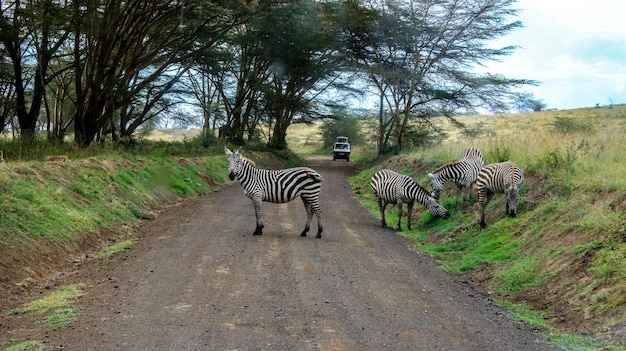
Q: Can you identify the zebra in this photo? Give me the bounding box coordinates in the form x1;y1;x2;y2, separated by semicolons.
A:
225;147;324;238
370;169;449;231
476;161;524;228
428;147;484;208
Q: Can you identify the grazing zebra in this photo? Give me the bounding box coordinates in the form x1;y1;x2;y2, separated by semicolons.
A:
225;147;324;238
476;161;524;228
428;147;484;208
370;169;449;231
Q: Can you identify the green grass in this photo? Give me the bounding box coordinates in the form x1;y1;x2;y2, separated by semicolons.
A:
2;341;44;351
92;239;139;259
7;284;87;333
0;154;228;245
498;300;551;329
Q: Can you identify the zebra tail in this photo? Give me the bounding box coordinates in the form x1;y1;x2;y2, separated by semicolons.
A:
306;170;323;183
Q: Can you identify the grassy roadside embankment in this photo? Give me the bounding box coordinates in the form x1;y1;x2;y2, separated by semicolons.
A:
348;105;626;350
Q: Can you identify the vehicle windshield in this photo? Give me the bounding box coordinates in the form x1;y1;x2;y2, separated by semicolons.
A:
335;143;349;150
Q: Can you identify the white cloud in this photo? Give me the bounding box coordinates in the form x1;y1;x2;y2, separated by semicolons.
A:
481;0;626;109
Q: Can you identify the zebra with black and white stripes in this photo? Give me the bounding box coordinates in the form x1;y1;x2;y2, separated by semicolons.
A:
428;147;484;208
476;161;524;228
225;147;324;238
370;169;449;231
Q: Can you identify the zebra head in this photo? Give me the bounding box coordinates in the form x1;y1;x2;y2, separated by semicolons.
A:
428;172;444;199
426;196;450;218
505;185;520;217
225;147;244;181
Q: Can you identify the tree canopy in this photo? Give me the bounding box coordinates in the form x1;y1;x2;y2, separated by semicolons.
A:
0;0;536;151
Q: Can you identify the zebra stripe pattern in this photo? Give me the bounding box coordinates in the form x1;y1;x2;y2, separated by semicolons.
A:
476;161;524;228
225;147;324;238
428;147;484;207
460;147;484;164
370;169;449;231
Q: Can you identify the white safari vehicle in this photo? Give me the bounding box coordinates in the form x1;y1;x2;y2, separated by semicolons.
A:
333;136;351;161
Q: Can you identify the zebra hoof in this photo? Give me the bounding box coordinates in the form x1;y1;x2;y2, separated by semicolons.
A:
315;229;323;239
300;226;310;237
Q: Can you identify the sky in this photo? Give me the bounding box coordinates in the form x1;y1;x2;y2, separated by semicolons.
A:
483;0;626;110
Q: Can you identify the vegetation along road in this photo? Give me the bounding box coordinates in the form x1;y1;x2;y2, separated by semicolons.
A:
7;155;561;350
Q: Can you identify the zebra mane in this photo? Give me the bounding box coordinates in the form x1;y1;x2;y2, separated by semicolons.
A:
509;162;517;189
434;160;461;172
241;156;256;167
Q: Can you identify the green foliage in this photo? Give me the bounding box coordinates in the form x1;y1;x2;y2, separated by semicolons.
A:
319;116;364;148
536;147;577;175
402;124;444;149
551;116;595;134
486;141;510;162
461;122;494;138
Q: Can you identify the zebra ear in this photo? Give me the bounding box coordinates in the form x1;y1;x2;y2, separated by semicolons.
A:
224;147;232;156
237;147;243;155
428;173;434;179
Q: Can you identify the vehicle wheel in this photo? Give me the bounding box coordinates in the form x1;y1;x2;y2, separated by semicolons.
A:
347;158;350;162
333;157;336;161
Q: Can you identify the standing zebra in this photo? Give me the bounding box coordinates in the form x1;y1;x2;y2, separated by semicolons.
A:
225;147;324;238
476;161;524;228
370;169;449;231
428;147;484;208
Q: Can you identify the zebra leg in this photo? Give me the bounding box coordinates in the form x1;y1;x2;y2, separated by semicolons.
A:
478;191;493;228
396;200;404;231
252;197;264;235
455;184;463;209
406;201;415;230
314;204;323;239
464;184;472;206
378;199;388;228
300;199;314;237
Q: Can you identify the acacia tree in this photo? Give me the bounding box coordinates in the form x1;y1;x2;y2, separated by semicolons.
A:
69;0;252;147
0;0;72;139
212;22;271;145
257;0;348;149
0;51;15;132
354;0;535;153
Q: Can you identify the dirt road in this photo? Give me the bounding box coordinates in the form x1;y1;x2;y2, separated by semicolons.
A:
43;155;560;350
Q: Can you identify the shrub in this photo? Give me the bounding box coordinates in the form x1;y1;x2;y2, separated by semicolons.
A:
487;143;511;162
552;117;594;134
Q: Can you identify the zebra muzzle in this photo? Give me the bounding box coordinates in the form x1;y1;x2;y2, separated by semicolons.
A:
229;172;235;181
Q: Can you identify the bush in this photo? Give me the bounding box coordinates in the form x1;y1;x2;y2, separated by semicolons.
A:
487;143;511;163
552;117;594;134
319;117;364;148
